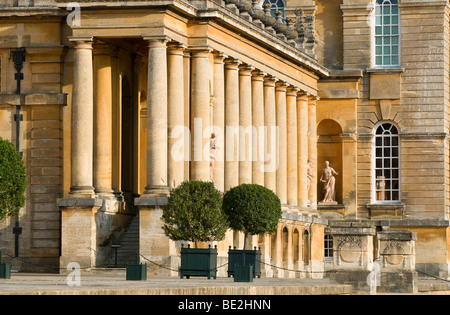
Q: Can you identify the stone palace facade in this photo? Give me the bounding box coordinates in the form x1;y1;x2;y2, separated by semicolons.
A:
0;0;449;292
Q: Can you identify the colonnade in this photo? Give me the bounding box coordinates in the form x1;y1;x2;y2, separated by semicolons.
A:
68;36;319;211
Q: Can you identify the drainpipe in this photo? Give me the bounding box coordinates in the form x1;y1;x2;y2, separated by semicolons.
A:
11;47;26;257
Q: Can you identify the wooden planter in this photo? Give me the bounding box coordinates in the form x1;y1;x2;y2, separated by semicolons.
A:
179;244;218;279
227;246;261;278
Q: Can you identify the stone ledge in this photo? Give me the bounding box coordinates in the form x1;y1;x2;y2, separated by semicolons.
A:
57;197;103;208
135;196;168;206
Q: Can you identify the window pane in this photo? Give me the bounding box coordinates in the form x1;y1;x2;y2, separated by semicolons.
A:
392;15;398;24
376;26;382;35
383;56;391;65
392;158;398;168
392;46;398;55
384;37;391;44
392;56;399;65
376;37;383;45
376;158;382;168
392;5;398;14
384;46;391;54
376;56;382;65
392;26;399;35
392;36;399;45
384;26;391;35
383;6;391;14
376;46;382;55
383;16;390;25
392;191;399;201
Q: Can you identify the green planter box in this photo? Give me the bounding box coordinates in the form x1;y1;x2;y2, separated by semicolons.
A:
0;263;11;279
126;263;147;281
227;246;261;278
234;265;253;282
179;244;217;279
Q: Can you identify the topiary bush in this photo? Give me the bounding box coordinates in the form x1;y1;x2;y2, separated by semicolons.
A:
162;180;228;248
222;183;282;247
0;137;27;221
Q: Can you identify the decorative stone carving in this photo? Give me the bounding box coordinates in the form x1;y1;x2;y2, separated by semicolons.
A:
305;14;318;57
294;9;305;50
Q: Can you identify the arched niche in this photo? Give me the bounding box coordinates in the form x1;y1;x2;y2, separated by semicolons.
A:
317;119;343;204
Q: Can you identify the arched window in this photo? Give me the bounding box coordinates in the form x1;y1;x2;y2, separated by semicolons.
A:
373;0;400;67
262;0;286;19
372;122;400;203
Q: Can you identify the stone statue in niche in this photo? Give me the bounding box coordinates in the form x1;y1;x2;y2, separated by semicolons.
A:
209;132;217;181
319;160;338;204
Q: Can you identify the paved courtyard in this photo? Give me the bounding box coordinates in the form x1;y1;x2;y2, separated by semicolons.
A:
0;271;450;295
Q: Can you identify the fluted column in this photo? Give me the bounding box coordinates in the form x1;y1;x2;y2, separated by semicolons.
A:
70;38;95;197
308;96;318;208
297;92;309;208
191;49;211;182
168;42;185;189
239;64;253;185
264;75;277;193
213;52;226;192
145;38;169;196
275;82;287;204
286;87;298;207
224;58;240;191
251;70;265;186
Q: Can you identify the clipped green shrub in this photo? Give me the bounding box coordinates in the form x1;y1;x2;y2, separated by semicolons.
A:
222;184;282;241
0;137;27;221
162;180;228;247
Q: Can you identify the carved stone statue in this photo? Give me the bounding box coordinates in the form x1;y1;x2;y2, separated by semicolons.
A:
319;161;338;204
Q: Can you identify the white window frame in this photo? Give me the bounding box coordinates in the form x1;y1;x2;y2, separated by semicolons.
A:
371;0;401;68
261;0;286;19
372;121;401;204
324;234;333;260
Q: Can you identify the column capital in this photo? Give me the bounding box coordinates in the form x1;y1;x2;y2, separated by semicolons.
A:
263;75;277;86
251;69;266;80
224;57;242;69
213;51;228;63
308;95;320;103
275;81;288;91
287;86;300;96
167;41;187;54
190;46;214;57
70;37;94;50
239;64;255;75
144;36;170;48
297;91;310;101
69;36;93;44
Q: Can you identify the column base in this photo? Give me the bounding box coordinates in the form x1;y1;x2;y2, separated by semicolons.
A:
69;186;96;198
135;195;179;277
143;185;170;197
58;197;103;271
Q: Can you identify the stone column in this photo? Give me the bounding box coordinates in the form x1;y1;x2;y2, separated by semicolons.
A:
308;96;318;209
167;42;185;189
191;49;211;182
286;87;298;207
377;229;418;294
224;58;240;191
239;64;253;185
263;75;277;193
213;52;226;192
297;92;309;209
135;38;178;275
144;38;169;196
59;37;103;270
251;70;265;186
93;45;114;196
275;82;287;205
70;38;95;197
